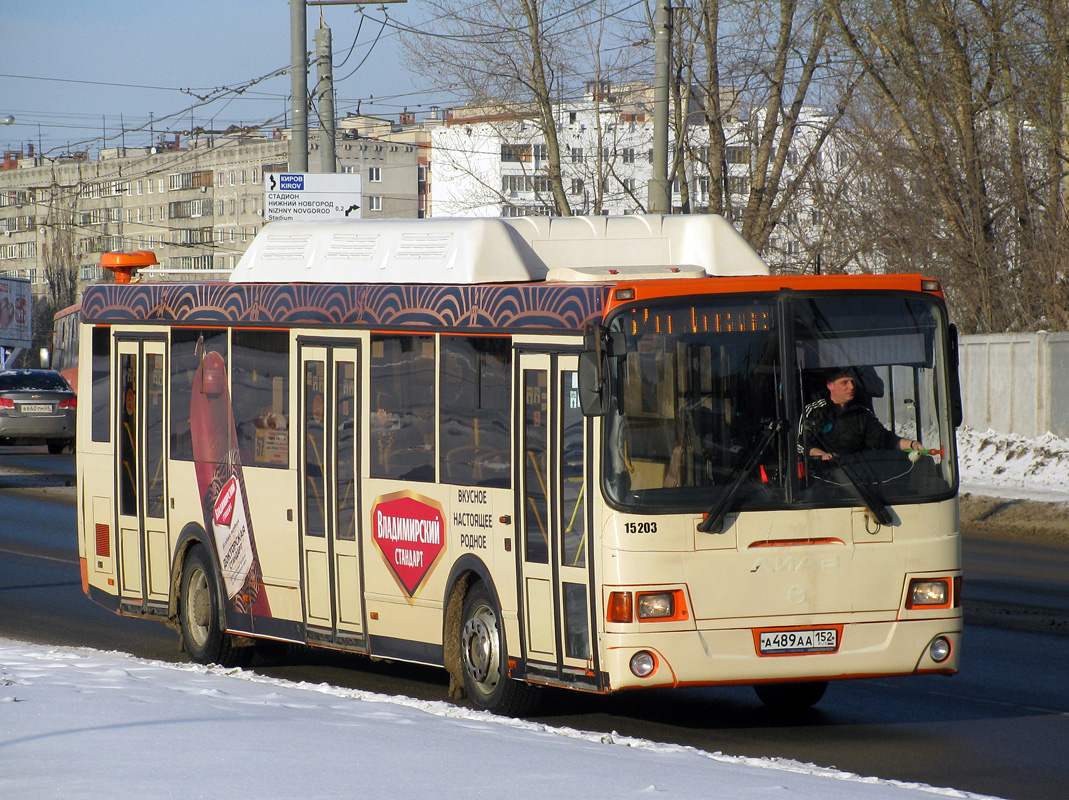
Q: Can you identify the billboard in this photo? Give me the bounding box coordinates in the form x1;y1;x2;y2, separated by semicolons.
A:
264;172;362;222
0;275;31;350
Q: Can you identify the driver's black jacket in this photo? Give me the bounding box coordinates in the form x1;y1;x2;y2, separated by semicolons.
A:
798;399;899;456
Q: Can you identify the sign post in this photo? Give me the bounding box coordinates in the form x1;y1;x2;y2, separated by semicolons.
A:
264;172;362;222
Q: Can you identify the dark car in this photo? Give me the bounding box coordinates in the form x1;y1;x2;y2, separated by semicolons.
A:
0;369;77;453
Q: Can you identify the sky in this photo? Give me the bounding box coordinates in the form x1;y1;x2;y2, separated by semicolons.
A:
1;427;1063;800
0;0;442;158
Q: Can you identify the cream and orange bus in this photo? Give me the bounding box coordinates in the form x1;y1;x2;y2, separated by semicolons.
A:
76;214;962;714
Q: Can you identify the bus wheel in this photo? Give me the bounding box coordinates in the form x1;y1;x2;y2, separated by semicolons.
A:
754;681;828;710
179;545;237;667
459;582;539;716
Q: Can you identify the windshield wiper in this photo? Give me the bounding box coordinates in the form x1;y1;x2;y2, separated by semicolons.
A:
808;432;893;526
697;419;781;534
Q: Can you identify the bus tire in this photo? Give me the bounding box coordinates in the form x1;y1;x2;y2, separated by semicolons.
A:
460;582;540;716
179;544;238;667
754;680;828;710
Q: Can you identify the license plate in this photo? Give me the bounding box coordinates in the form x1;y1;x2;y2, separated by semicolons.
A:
19;403;53;413
758;628;838;655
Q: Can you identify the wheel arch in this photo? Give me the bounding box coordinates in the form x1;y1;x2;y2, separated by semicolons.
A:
169;523;219;627
442;554;501;700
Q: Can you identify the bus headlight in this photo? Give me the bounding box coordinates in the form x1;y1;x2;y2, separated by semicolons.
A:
637;592;675;619
629;651;656;678
907;579;950;608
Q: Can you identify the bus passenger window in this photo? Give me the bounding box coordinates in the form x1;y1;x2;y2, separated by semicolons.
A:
370;335;435;482
91;326;111;443
170;329;227;462
233;330;289;469
440;336;511;488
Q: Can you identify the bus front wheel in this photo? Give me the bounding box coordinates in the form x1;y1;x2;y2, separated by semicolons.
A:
459;582;539;716
179;544;238;667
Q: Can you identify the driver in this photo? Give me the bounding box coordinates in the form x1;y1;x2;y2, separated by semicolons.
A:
801;368;921;461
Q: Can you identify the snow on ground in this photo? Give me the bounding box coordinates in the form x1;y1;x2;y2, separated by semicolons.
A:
957;426;1069;502
0;639;998;800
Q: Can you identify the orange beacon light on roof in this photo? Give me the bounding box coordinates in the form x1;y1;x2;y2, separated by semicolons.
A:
99;250;159;284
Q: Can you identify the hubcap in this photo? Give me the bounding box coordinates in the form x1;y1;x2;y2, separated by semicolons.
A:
186;568;211;648
461;603;500;694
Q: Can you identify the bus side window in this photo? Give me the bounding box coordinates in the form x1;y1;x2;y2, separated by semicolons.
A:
370;334;435;482
439;336;511;488
91;326;111;443
232;330;289;469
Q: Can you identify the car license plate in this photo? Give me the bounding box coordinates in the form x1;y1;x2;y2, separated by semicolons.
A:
758;628;838;655
19;403;53;413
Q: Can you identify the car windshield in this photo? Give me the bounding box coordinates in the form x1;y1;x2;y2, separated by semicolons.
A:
603;292;957;514
0;371;72;392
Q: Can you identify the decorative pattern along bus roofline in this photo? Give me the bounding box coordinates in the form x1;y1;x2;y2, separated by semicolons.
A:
80;281;610;332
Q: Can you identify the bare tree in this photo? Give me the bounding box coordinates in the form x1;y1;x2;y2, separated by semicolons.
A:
825;0;1069;332
675;0;857;260
403;0;641;216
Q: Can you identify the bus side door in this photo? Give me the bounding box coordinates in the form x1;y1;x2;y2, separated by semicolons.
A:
114;336;169;616
517;352;595;684
299;343;365;649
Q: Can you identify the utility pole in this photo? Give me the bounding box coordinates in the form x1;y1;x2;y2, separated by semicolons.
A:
290;0;407;174
290;0;309;172
648;0;672;215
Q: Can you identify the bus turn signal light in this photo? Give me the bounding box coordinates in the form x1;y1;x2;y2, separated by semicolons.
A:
607;591;633;623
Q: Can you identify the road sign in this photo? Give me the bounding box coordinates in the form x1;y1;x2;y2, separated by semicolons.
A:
264;172;362;222
0;275;31;350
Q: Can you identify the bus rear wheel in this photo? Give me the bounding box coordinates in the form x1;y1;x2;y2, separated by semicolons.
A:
179;544;238;667
459;582;540;716
754;680;828;710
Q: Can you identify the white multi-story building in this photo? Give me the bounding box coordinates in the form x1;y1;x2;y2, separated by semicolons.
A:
431;82;845;272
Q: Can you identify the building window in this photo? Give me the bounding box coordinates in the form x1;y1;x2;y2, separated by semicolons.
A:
368;196;382;211
501;144;532;163
570;178;584;195
622;147;635;164
368;166;381;182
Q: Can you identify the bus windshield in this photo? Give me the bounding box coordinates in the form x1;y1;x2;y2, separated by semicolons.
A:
604;292;957;514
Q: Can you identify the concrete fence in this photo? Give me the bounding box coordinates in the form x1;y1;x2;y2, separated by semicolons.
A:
958;332;1069;438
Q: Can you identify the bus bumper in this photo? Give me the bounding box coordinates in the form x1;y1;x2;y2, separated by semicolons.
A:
602;617;962;691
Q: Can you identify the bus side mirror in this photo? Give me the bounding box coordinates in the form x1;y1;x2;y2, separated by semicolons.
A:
579;326;623;417
578;349;608;416
948;323;963;428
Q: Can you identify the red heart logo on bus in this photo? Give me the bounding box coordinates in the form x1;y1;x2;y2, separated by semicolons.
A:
371;491;447;597
213;476;238;527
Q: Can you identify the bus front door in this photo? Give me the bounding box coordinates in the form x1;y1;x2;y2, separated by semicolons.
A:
299;343;365;649
115;337;169;616
517;352;595;685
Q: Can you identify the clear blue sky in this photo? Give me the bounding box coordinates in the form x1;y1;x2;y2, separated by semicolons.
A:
0;0;436;157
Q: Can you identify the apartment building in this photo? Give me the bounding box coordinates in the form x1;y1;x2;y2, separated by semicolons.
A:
0;131;421;292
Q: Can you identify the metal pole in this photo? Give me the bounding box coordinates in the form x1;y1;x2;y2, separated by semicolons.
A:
290;0;309;172
315;21;336;173
648;0;671;215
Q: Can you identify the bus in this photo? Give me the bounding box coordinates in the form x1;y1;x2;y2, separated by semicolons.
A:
76;214;963;714
51;302;82;387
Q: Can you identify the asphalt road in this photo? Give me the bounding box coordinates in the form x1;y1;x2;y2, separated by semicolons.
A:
2;446;1067;800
